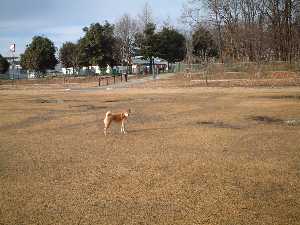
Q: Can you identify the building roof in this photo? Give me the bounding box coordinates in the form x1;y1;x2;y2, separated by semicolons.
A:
132;56;168;65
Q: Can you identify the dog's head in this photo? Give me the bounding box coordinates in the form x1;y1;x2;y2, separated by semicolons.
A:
124;109;131;117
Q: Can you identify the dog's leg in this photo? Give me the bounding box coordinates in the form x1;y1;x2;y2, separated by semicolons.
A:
122;122;127;134
121;122;124;134
121;122;125;134
104;121;107;136
104;120;111;136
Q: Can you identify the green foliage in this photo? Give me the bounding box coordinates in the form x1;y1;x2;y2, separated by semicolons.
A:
156;27;186;63
138;24;186;67
77;37;90;68
192;26;219;60
0;54;9;74
112;37;123;66
20;36;58;74
137;23;159;73
139;23;158;60
59;42;79;71
78;22;118;67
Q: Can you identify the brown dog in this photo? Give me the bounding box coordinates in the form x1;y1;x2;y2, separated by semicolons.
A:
103;109;131;136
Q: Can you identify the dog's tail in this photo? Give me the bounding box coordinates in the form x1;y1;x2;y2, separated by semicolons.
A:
105;111;112;118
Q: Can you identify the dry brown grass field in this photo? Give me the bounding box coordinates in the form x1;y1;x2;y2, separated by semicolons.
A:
0;74;300;225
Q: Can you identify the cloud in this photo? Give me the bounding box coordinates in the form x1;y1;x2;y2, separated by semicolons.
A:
39;25;84;47
40;26;84;37
0;20;45;34
0;0;186;56
0;24;84;56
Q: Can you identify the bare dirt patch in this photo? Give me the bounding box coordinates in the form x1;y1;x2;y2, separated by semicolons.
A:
69;104;107;111
251;95;300;100
248;115;283;123
34;98;65;104
196;121;243;129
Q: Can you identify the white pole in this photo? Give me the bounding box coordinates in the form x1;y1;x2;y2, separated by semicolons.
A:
152;57;155;79
10;43;16;80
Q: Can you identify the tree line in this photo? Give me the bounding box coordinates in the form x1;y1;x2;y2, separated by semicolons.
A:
20;4;187;76
20;21;186;75
13;0;300;76
182;0;300;62
18;3;219;75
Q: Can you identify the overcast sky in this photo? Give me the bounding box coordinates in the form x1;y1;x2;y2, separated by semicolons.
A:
0;0;186;56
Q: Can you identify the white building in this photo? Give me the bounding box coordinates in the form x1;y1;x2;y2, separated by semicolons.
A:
61;65;102;75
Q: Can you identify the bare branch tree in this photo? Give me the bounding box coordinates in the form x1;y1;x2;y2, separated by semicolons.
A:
115;14;138;66
182;0;300;62
137;2;154;32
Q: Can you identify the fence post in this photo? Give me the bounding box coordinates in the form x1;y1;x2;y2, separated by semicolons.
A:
98;76;101;86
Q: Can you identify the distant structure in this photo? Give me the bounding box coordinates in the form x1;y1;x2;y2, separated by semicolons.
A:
5;56;26;79
131;56;168;75
2;43;27;79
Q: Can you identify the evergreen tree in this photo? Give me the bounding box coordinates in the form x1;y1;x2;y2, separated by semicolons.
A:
139;23;158;73
156;27;186;66
20;36;58;75
0;54;9;74
192;26;218;61
78;22;117;68
59;42;79;74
